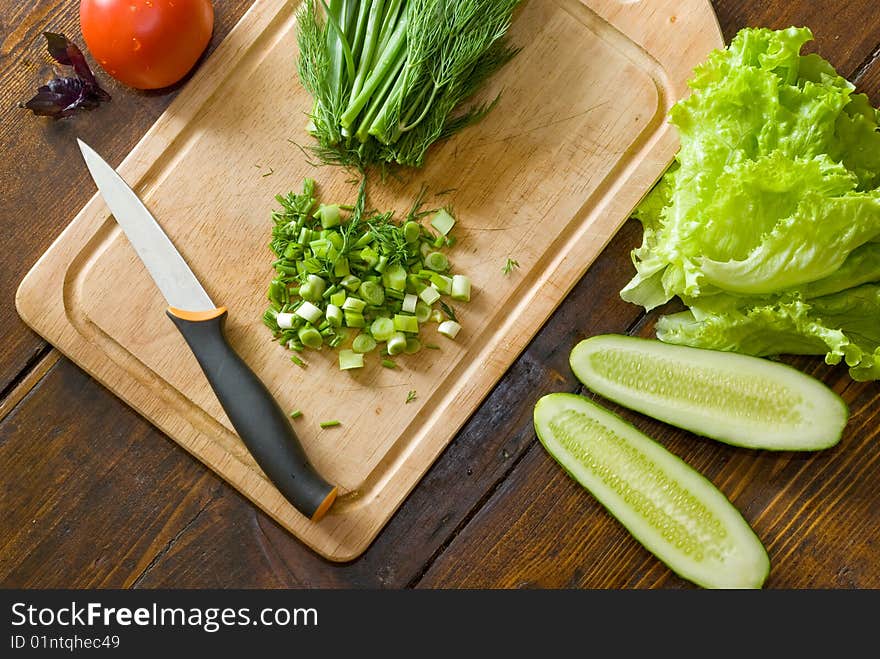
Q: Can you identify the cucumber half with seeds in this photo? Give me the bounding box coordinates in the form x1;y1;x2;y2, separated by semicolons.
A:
570;335;848;451
534;393;770;589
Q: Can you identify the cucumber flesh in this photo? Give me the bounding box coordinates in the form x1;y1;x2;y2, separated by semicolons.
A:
570;335;848;451
534;393;770;589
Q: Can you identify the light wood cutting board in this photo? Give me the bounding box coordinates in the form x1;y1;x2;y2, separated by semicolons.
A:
16;0;723;561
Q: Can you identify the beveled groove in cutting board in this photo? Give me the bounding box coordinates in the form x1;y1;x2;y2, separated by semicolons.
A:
17;0;724;559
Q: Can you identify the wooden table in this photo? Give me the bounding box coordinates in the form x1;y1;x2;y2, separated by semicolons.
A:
2;0;879;589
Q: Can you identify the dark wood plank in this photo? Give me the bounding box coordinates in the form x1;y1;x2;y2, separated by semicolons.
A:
414;0;880;589
0;0;252;394
130;485;293;589
0;358;222;587
712;0;880;74
55;221;646;588
854;50;880;104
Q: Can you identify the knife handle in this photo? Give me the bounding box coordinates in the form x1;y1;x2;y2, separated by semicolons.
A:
166;306;337;521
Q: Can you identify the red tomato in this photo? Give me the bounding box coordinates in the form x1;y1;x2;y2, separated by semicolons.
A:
80;0;214;90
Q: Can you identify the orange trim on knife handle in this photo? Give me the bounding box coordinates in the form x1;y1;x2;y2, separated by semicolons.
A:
167;306;227;322
310;486;338;522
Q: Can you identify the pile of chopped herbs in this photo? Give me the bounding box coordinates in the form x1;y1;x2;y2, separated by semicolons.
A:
295;0;521;168
263;178;470;370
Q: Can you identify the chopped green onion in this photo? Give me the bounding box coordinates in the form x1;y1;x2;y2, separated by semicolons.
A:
359;280;386;306
430;274;452;295
290;355;307;368
327;231;343;250
431;209;455;236
451;275;471;302
316;203;341;228
264;180;473;372
354;232;373;249
381;358;397;369
295;300;324;324
405;390;417;404
320;420;342;428
424;343;440;350
393;314;419;334
298;325;323;349
340;274;362;292
276;312;295;329
326;303;343;327
383;263;407;291
300;274;326;301
310;239;330;258
403;221;421;242
334;257;351;277
342;296;367;312
353;334;377;353
438;320;462;340
402;293;418;314
371;316;395;342
425;251;449;272
330;328;349;346
339;349;364;370
407;274;427;294
387;331;407;355
360;246;380;268
415;300;432;323
430;309;444;323
289;409;303;419
344;311;366;328
419;286;441;305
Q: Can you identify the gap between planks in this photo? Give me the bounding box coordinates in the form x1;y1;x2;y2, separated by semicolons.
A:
0;349;60;424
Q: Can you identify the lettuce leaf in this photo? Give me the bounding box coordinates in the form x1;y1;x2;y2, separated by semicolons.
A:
623;27;880;380
656;286;880;381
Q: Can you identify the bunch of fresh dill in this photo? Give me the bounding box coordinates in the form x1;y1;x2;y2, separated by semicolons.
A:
296;0;522;169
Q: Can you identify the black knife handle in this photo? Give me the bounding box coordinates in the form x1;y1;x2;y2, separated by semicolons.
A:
166;306;337;521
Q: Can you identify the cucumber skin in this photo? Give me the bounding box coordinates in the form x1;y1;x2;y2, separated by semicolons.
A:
570;335;848;451
534;393;770;589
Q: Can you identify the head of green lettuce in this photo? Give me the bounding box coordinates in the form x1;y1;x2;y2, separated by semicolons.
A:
622;26;880;381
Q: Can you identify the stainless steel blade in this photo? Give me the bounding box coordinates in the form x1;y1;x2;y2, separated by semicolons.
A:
77;139;215;312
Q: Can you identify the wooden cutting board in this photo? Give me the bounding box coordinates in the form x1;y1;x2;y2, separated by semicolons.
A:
16;0;723;561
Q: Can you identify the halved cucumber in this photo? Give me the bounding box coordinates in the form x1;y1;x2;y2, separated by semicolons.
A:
570;335;848;451
534;393;770;589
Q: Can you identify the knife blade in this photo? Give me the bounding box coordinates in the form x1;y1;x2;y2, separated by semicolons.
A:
77;138;337;522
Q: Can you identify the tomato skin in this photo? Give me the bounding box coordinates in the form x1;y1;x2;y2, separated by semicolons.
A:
80;0;214;90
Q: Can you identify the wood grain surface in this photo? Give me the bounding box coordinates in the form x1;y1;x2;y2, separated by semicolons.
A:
2;0;880;589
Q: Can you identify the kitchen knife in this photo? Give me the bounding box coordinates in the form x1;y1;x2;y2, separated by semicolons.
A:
77;138;337;522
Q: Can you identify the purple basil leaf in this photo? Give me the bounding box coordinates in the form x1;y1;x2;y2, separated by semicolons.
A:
23;77;107;118
22;32;110;119
43;32;100;86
